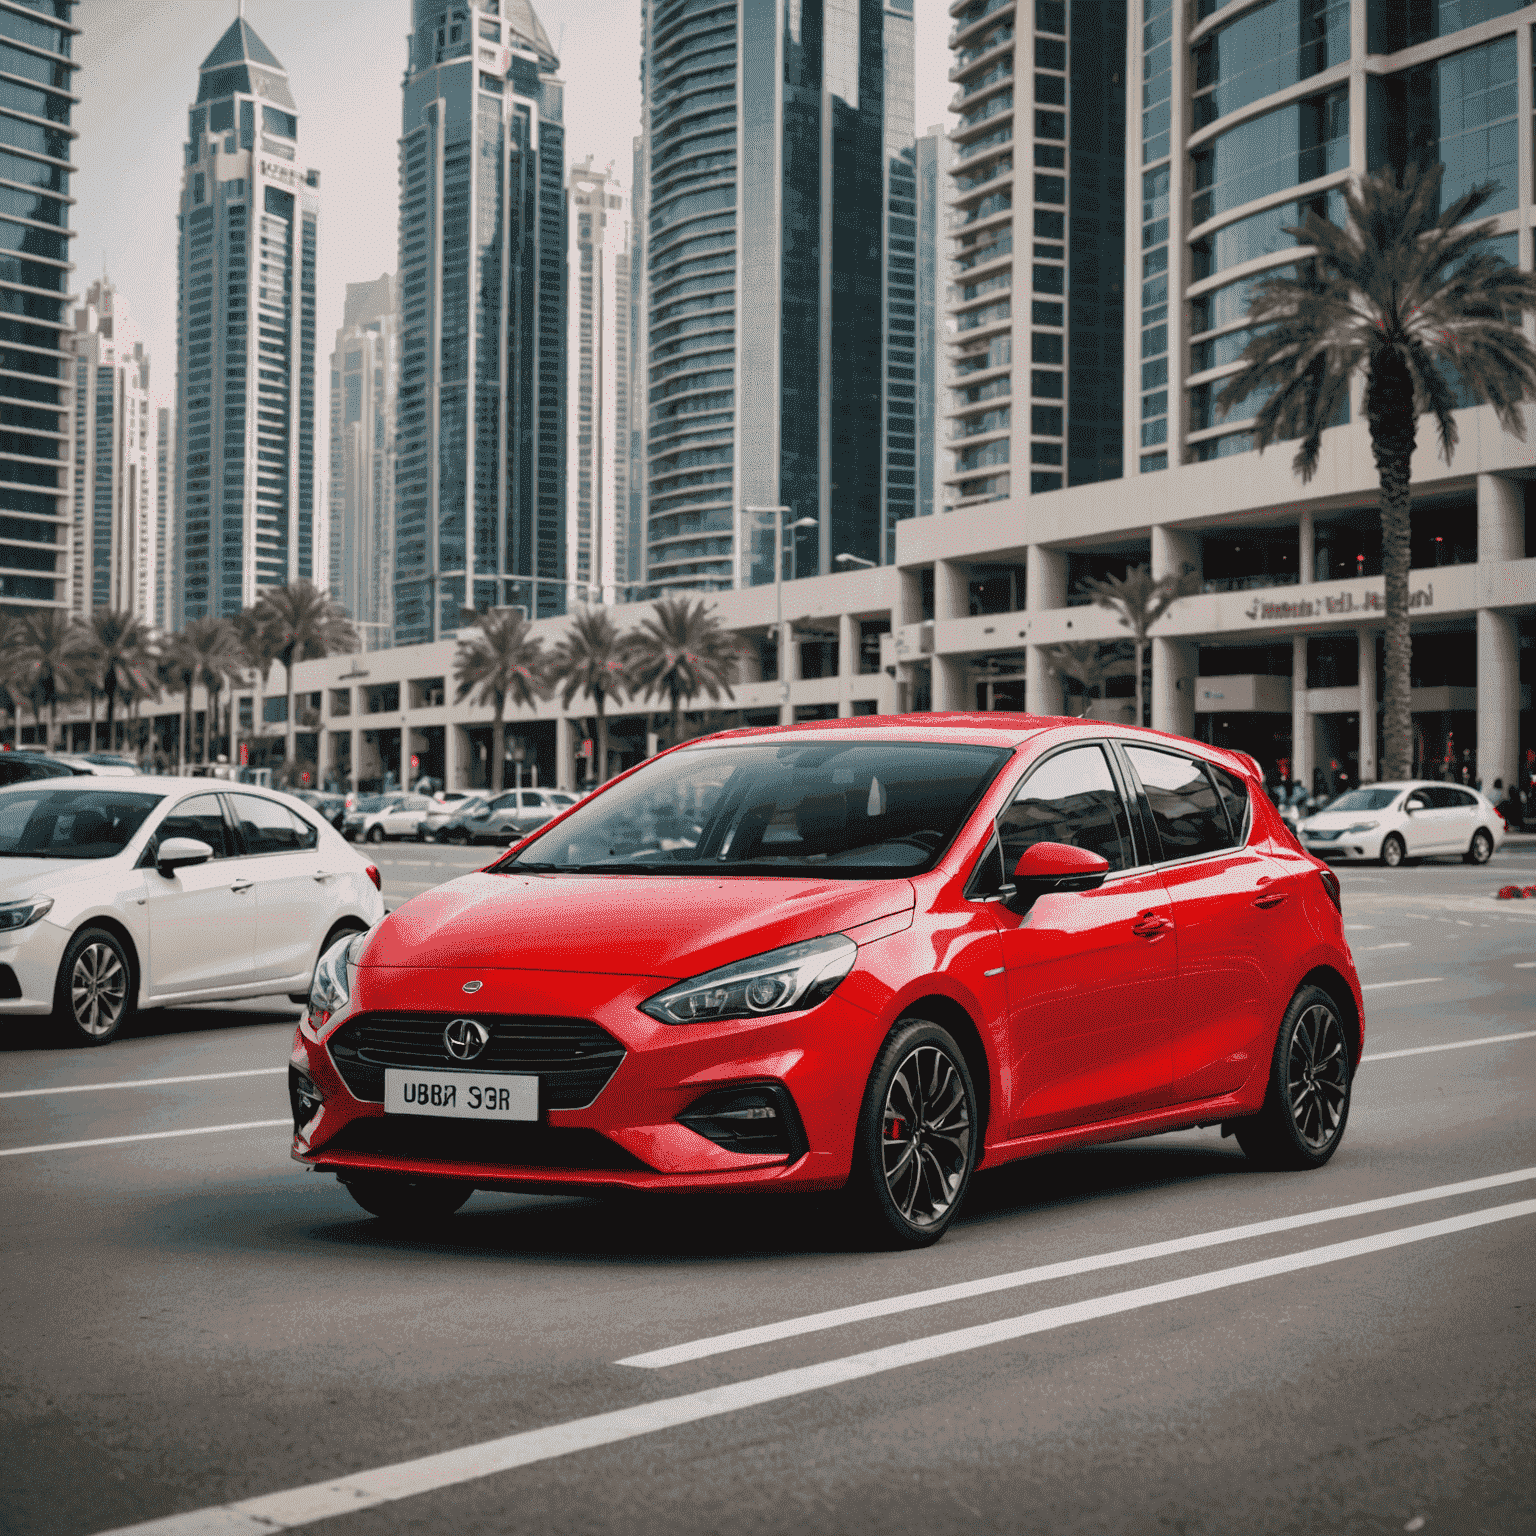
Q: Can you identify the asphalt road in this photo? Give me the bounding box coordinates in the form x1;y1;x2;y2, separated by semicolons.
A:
2;844;1534;1536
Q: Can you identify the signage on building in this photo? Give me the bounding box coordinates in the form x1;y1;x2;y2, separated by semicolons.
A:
1243;582;1434;624
260;160;299;188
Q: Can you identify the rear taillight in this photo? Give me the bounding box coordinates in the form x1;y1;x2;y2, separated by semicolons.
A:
1318;866;1342;914
365;864;381;891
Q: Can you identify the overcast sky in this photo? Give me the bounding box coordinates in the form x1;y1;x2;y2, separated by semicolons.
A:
74;0;956;486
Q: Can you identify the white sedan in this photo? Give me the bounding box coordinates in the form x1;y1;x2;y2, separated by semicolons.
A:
0;777;385;1045
1298;781;1507;867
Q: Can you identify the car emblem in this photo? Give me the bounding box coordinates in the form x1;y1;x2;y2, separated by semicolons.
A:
443;1018;490;1062
462;980;483;994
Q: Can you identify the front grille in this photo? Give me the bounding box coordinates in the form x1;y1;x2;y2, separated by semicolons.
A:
327;1012;626;1110
1306;828;1343;842
323;1116;648;1172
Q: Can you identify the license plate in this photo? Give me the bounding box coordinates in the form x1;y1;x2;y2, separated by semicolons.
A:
383;1068;538;1121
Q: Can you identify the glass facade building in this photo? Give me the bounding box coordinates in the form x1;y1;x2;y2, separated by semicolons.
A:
945;0;1127;509
174;17;319;624
392;0;567;645
0;0;78;616
328;273;398;648
638;0;918;593
916;127;953;521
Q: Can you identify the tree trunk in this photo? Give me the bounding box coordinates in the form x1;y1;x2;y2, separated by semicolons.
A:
1367;354;1417;781
1134;640;1145;729
595;693;609;783
181;683;193;773
670;691;682;749
491;692;506;793
105;683;117;755
283;653;296;773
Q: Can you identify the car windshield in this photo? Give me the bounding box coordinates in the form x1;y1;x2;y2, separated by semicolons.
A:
355;795;396;813
1323;788;1401;813
0;787;164;860
494;740;1010;878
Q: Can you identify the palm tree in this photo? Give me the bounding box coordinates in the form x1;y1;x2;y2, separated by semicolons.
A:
1217;165;1536;779
1043;641;1135;718
251;581;358;770
11;610;90;751
232;605;280;767
550;606;630;784
627;597;740;750
160;631;199;773
1078;567;1197;729
453;608;548;792
88;610;155;756
174;617;243;766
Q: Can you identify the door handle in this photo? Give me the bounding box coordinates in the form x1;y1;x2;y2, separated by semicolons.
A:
230;879;253;893
1254;892;1287;909
1131;911;1169;937
312;869;336;882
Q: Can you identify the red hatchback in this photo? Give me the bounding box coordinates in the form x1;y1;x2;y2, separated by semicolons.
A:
289;715;1364;1247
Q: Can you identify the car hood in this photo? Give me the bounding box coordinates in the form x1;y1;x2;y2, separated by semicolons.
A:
361;871;917;979
1301;810;1395;832
0;854;130;897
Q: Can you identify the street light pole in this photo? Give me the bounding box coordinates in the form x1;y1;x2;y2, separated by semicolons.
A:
834;552;877;570
745;505;818;713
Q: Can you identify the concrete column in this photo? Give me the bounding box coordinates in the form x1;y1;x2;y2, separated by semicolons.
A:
399;725;413;790
1026;544;1066;611
1026;646;1053;718
1298;509;1314;584
1150;525;1199;583
349;724;362;792
934;558;969;621
1477;473;1524;566
1291;634;1311;791
555;715;577;791
1357;628;1377;782
1150;637;1197;737
837;611;855;717
897;566;925;627
933;655;970;712
1477;607;1519;796
443;723;462;791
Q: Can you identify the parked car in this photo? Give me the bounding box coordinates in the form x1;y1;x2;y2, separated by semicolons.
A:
345;793;434;844
0;778;384;1046
444;787;569;845
0;753;91;785
292;789;347;833
78;753;141;774
1298;780;1506;867
291;715;1364;1247
416;792;489;843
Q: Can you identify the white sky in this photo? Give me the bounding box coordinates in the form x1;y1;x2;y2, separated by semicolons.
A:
73;0;957;501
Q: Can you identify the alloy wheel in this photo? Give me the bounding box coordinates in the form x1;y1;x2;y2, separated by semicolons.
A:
1469;831;1492;864
71;941;127;1038
1285;1002;1348;1151
1381;834;1404;868
881;1044;971;1229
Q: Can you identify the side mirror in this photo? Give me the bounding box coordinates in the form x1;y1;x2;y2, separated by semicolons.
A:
1007;842;1111;910
156;836;213;876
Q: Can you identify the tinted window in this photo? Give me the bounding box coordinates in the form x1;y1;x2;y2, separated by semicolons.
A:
1434;787;1476;809
229;793;318;855
521;792;544;807
0;788;162;860
1405;789;1432;811
157;794;232;858
1328;787;1399;813
0;756;75;784
1125;746;1232;859
1207;762;1251;843
501;740;1010;878
999;745;1134;873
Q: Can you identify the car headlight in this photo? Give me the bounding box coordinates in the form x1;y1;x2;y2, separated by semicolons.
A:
0;895;53;933
1345;821;1379;833
640;933;858;1025
309;929;369;1017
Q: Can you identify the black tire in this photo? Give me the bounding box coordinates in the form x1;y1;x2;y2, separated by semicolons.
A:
1464;829;1494;865
1379;833;1406;868
1233;984;1352;1172
52;926;135;1046
340;1174;472;1225
366;824;384;844
841;1019;978;1249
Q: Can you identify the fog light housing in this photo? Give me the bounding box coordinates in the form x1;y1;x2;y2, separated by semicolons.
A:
289;1064;326;1130
676;1084;807;1159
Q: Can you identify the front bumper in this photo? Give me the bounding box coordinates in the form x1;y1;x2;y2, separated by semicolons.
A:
1302;829;1385;862
0;918;71;1016
290;963;886;1195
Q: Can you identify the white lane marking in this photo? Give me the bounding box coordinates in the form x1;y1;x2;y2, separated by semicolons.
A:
1363;1030;1536;1062
1344;925;1374;930
94;1201;1536;1536
1515;962;1536;969
619;1167;1536;1369
1357;942;1412;952
0;1120;289;1158
0;1068;285;1101
1361;977;1443;992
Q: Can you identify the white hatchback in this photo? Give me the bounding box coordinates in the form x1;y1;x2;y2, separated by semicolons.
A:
1298;781;1507;867
0;778;385;1045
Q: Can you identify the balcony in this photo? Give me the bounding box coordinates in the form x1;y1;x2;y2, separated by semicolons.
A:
948;0;1014;49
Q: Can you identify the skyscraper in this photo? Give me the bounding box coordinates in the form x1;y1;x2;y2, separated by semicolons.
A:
0;0;78;617
66;280;156;620
637;0;918;593
174;16;319;626
945;0;1126;510
915;127;952;521
566;158;631;604
155;407;172;629
393;0;568;645
328;273;398;647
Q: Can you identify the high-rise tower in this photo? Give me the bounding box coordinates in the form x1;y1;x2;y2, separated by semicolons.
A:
0;0;79;617
566;158;631;604
393;0;568;645
328;273;398;647
66;280;156;620
174;16;319;625
637;0;918;593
